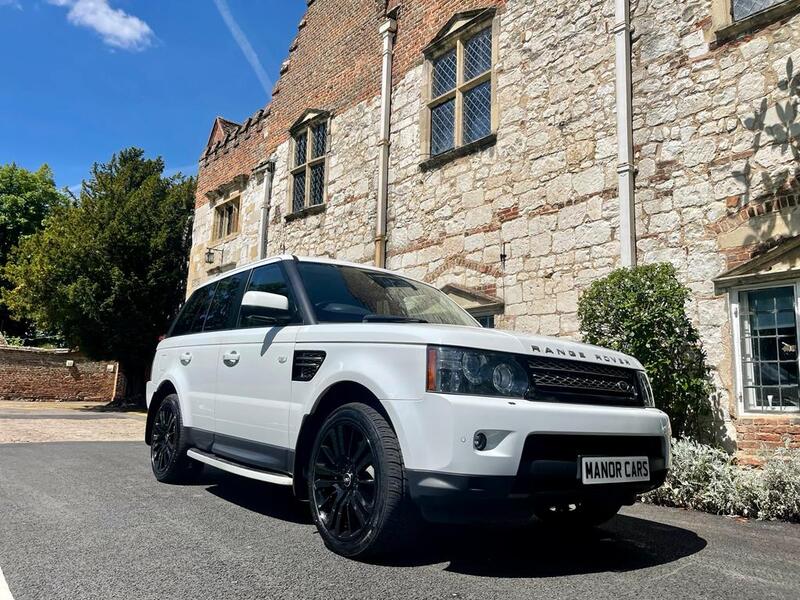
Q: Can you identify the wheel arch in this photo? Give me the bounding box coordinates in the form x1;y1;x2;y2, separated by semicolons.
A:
291;380;395;500
145;380;178;445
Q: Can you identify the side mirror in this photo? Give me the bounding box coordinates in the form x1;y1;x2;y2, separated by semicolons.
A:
241;290;289;312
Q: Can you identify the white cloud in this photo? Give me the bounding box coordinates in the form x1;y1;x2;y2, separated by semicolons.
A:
212;0;272;97
0;0;22;9
48;0;154;51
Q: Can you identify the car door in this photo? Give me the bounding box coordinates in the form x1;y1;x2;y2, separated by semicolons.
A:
211;261;301;473
167;282;219;435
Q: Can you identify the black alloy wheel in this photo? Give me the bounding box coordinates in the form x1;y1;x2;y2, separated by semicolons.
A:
308;403;416;558
151;400;178;477
149;394;199;483
312;420;377;542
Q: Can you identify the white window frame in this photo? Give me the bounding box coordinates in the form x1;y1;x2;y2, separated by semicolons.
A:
729;279;800;415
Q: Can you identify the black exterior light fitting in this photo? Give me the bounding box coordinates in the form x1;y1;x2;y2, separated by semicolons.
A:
205;247;224;265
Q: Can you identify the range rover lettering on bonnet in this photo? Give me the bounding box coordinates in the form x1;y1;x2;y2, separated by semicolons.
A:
531;344;632;366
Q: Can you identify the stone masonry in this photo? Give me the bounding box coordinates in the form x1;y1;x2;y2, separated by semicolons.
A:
189;0;800;454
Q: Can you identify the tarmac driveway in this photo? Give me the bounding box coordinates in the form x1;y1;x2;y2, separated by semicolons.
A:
0;439;798;600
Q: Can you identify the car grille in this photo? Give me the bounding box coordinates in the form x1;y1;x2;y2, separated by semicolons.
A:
524;356;643;407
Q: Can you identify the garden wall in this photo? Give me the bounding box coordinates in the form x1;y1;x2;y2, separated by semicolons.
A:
0;347;117;402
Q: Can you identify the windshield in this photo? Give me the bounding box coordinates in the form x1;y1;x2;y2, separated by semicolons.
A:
296;262;478;326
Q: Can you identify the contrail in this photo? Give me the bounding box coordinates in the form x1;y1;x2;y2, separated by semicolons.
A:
212;0;272;97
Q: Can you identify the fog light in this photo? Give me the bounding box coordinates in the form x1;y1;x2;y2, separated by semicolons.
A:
473;432;487;451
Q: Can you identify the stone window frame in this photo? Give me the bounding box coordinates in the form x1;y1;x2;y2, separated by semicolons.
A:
420;8;500;171
212;195;241;241
287;109;331;221
712;0;799;44
728;279;800;415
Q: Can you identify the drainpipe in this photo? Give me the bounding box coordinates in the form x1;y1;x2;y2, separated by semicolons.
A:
613;0;637;267
374;17;397;268
256;157;276;260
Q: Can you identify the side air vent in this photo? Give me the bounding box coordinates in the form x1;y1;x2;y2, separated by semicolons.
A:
292;351;326;381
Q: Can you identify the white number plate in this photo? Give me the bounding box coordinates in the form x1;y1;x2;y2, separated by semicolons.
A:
580;456;650;485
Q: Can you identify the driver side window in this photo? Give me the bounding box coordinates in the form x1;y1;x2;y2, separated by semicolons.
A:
238;263;300;328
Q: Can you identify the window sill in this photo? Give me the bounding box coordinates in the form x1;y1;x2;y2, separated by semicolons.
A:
285;203;326;222
712;1;800;46
210;232;240;244
420;133;497;172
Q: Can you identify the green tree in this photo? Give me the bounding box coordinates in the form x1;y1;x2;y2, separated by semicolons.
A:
0;164;67;337
3;149;195;404
577;263;713;439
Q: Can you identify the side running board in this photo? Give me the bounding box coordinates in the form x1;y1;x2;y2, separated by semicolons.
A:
187;449;293;486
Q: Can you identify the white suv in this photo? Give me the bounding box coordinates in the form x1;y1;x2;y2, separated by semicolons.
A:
146;256;671;557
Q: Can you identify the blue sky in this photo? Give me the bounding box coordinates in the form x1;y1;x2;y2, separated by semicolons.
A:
0;0;306;191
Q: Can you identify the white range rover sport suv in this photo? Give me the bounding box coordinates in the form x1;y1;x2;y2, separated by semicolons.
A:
146;256;671;558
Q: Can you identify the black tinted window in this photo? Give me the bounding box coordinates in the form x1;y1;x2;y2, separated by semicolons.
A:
238;263;300;328
204;272;248;332
296;262;476;326
170;284;217;336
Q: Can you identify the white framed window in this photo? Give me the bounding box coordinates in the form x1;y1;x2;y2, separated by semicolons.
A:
730;281;800;413
289;112;330;214
421;9;499;162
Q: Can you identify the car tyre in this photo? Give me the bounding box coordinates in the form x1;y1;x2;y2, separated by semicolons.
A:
308;403;417;559
150;394;201;483
534;500;622;529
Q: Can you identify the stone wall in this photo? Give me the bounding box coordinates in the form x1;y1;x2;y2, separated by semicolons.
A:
629;3;800;439
188;0;800;453
385;0;621;339
0;347;117;402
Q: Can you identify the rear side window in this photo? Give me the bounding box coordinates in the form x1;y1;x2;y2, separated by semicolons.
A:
170;284;217;336
239;262;300;328
203;271;248;332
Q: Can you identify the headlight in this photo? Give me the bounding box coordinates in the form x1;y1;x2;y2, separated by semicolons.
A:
635;371;655;407
426;345;529;398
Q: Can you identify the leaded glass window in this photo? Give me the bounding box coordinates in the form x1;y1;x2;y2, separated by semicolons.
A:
431;99;456;156
213;197;240;240
738;286;800;412
732;0;786;21
290;116;328;213
432;50;457;98
427;23;495;158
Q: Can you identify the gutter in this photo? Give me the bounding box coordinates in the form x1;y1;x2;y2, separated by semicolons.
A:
374;17;397;268
255;157;276;260
613;0;637;267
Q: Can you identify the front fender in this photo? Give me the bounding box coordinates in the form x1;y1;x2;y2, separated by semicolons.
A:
288;343;426;453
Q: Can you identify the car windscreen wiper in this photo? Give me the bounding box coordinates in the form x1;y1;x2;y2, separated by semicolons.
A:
362;314;428;323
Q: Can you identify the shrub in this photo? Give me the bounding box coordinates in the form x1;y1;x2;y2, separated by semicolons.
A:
643;438;800;522
577;263;712;439
0;331;23;346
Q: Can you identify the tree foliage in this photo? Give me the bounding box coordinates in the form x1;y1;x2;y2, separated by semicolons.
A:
0;164;67;337
577;263;713;439
3;149;195;402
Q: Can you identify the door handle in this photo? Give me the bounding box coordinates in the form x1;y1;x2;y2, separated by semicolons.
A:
179;352;192;366
222;350;240;367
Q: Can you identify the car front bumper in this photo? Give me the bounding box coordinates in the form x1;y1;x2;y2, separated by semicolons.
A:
383;393;671;523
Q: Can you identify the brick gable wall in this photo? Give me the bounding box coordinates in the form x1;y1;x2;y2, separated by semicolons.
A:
196;0;507;210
